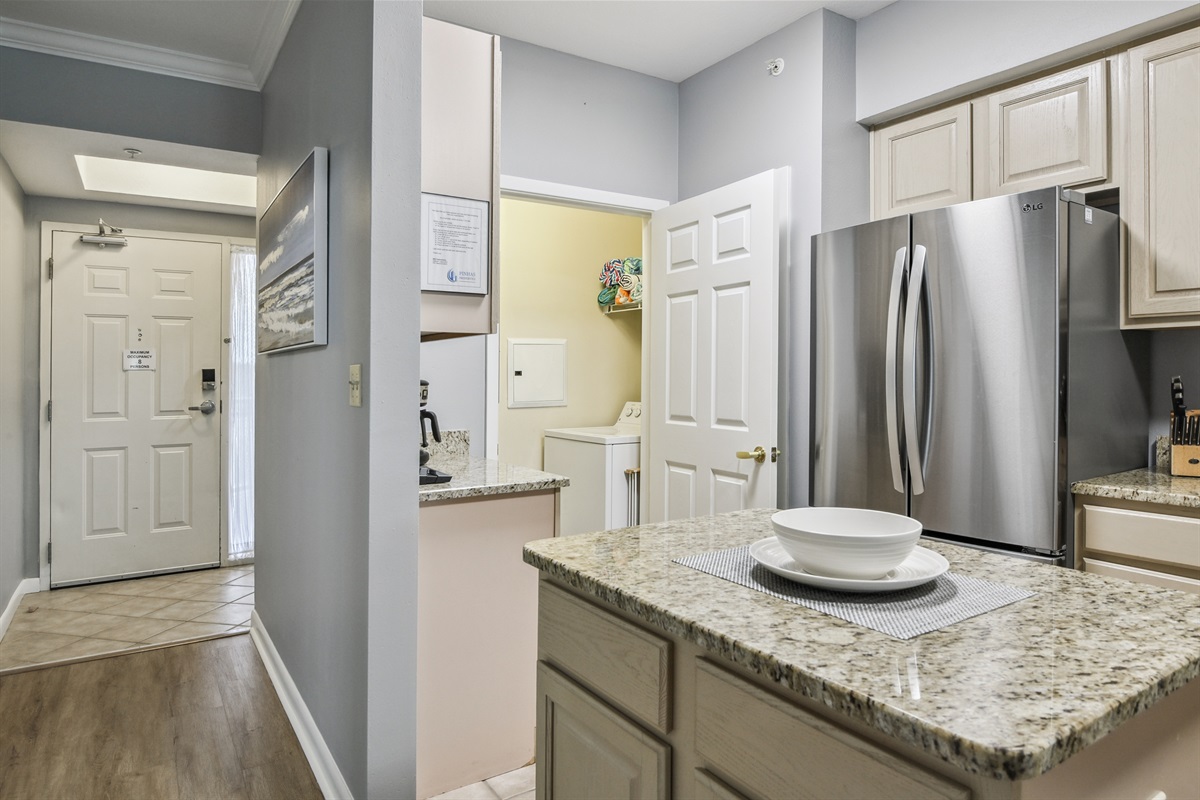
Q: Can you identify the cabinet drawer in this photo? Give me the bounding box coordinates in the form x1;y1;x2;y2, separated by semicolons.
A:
1083;557;1200;594
1083;504;1200;569
694;660;968;800
538;582;671;733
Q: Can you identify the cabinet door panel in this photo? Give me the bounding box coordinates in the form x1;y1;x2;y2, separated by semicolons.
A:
537;662;670;800
982;61;1108;197
872;103;972;219
1126;27;1200;322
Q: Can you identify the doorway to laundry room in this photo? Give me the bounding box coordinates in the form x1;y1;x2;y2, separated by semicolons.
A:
495;197;646;471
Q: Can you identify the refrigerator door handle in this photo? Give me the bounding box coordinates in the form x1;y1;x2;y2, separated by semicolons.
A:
885;246;907;493
903;244;928;495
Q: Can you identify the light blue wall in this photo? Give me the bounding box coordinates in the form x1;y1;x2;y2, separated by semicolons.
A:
500;37;679;202
855;0;1199;123
255;0;423;795
0;154;26;607
255;0;375;794
0;46;261;154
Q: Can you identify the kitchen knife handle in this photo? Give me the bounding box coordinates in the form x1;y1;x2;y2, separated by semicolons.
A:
903;245;928;496
885;246;908;494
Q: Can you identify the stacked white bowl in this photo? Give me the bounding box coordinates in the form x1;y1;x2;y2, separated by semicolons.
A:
770;507;922;580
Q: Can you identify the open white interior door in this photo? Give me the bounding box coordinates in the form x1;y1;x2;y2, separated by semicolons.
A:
49;230;223;586
646;169;787;523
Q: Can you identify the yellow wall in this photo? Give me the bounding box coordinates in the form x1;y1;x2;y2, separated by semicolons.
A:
499;198;643;469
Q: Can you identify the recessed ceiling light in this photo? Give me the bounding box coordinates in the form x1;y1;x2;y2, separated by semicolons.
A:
75;155;256;208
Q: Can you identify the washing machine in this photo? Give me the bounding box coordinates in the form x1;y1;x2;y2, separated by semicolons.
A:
543;402;642;536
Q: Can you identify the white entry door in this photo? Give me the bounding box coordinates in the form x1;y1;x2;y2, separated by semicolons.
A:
49;230;223;586
646;169;786;522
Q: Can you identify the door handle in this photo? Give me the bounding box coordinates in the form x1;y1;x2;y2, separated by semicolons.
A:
903;245;927;495
188;400;216;415
885;246;907;494
736;446;767;463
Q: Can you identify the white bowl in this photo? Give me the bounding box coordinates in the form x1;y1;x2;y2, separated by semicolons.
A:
770;507;922;580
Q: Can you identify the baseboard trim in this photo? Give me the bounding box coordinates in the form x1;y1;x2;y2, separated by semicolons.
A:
251;610;354;800
1;578;41;640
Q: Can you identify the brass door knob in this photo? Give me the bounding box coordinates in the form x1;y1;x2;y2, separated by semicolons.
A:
736;446;767;464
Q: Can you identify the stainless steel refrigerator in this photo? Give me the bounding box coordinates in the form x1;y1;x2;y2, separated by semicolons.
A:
808;187;1149;565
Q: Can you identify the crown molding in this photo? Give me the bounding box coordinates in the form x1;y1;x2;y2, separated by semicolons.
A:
248;0;301;88
0;16;261;91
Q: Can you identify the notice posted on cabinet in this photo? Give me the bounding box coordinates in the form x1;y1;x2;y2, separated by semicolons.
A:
420;193;489;295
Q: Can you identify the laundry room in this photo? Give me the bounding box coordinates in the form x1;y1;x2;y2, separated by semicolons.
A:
420;195;645;509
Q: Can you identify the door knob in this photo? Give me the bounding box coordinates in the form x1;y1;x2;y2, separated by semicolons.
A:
736;446;767;464
188;400;216;415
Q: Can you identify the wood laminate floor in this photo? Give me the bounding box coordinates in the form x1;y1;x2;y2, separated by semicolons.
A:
0;633;321;800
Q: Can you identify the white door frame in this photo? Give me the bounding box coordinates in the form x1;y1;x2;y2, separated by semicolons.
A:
37;221;254;590
493;176;667;514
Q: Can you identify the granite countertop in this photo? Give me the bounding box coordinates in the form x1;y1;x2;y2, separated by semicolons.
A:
1072;467;1200;509
418;453;568;503
523;508;1200;782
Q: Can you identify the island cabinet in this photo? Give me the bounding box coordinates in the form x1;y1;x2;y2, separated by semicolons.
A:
533;571;1200;800
536;582;967;800
420;17;501;338
1123;25;1200;327
1075;496;1200;593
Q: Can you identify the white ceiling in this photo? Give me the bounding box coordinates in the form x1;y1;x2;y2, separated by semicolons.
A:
423;1;894;83
0;0;892;212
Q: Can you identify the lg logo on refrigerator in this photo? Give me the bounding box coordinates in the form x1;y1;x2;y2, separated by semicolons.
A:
1021;202;1045;213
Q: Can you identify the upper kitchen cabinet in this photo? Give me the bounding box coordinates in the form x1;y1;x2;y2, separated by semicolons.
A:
1124;26;1200;327
973;61;1109;199
871;103;972;219
421;18;501;338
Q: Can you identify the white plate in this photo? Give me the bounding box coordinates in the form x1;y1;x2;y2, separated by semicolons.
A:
748;538;949;593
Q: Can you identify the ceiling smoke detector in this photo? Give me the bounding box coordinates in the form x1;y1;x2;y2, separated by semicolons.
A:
766;58;784;76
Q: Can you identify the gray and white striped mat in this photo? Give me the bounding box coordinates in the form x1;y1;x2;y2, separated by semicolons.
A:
673;546;1035;640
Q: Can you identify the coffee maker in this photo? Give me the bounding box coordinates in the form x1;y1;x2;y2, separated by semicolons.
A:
419;379;452;485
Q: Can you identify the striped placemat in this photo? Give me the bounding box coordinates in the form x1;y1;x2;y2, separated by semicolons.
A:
673;545;1035;640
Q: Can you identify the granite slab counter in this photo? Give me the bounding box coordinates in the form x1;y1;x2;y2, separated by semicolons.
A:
1072;466;1200;509
418;454;568;503
523;508;1200;782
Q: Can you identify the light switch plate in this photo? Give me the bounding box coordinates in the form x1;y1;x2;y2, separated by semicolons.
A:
349;364;362;407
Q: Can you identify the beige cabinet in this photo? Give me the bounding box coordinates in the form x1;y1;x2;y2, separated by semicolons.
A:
1075;495;1200;593
420;18;501;337
1124;26;1200;327
871;103;972;219
537;662;671;800
974;61;1109;199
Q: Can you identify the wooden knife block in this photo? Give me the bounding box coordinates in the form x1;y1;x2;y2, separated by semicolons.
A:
1171;445;1200;477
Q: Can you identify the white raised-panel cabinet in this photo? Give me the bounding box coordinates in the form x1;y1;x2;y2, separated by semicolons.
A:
420;18;501;337
975;61;1109;199
1125;26;1200;327
871;103;972;220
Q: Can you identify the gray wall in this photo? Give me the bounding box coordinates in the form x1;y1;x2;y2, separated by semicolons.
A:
0;46;262;154
256;0;422;795
1149;329;1200;452
255;0;372;793
420;337;488;457
679;9;867;507
855;1;1199;123
500;37;679;202
0;154;27;605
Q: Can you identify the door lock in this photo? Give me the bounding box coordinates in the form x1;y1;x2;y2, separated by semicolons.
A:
188;400;216;415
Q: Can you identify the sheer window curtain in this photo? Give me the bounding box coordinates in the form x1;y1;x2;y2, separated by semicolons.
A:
228;245;256;561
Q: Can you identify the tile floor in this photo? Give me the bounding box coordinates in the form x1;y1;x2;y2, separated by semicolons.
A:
0;565;254;673
429;764;535;800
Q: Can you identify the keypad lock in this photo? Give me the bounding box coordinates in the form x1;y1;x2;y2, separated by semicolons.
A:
201;367;216;391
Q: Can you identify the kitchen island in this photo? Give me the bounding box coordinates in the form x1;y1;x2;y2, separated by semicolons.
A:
417;445;568;798
524;508;1200;799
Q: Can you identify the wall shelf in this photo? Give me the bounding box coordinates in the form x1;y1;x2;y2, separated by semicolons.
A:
603;302;642;315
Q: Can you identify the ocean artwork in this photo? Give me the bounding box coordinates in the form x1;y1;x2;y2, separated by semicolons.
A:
257;147;328;353
257;257;316;352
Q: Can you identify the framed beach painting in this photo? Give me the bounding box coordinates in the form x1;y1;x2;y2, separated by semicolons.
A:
257;147;328;354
